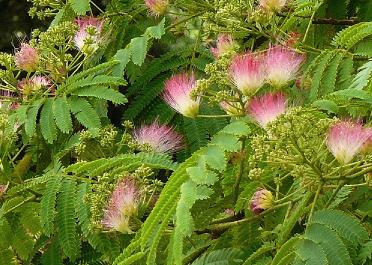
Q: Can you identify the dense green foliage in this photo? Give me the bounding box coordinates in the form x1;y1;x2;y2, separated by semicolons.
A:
0;0;371;264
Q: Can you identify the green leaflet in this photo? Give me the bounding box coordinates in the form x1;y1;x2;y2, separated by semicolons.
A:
294;239;328;265
305;223;352;265
112;18;166;76
311;209;369;245
349;59;372;90
69;0;90;15
41;239;63;265
191;248;243;265
332;22;372;50
72;85;128;104
69;97;101;129
40;177;62;236
56;178;80;261
40;98;58;143
53;96;73;134
24;99;44;138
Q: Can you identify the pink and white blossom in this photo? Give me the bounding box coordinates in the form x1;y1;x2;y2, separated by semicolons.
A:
17;76;51;96
327;121;372;164
162;73;200;118
264;45;305;87
246;92;287;128
229;53;266;96
133;120;183;153
250;188;273;215
144;0;168;16
259;0;287;11
14;43;39;71
211;34;235;58
74;17;104;53
102;178;140;233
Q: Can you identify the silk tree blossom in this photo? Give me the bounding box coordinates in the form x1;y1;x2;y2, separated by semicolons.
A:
17;76;51;97
250;188;273;215
259;0;287;11
211;34;235;58
102;178;140;233
74;17;104;54
144;0;168;16
246;92;287;128
14;43;39;71
327;121;372;164
162;73;200;118
133;120;183;154
265;45;305;88
229;53;266;96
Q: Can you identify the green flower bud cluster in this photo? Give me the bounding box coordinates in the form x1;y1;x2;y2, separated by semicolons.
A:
99;125;118;148
88;173;117;229
28;0;64;20
248;108;335;185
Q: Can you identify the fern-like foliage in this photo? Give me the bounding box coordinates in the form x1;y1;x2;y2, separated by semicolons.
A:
332;22;372;50
272;209;369;265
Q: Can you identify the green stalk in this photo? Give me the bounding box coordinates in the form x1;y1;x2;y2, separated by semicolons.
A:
277;192;312;246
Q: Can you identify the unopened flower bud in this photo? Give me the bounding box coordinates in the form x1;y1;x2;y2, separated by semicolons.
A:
250;188;273;214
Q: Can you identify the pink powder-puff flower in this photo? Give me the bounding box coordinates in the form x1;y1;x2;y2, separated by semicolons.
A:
162;73;200;118
250;188;273;215
259;0;287;12
246;91;287;128
133;120;183;154
74;17;104;53
265;45;305;88
145;0;169;16
211;34;235;58
229;53;266;96
327;121;372;164
17;76;51;97
14;43;39;72
102;178;140;233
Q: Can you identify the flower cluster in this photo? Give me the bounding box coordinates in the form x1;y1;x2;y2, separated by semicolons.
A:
133;120;184;154
229;45;304;93
326;121;372;164
102;178;140;233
